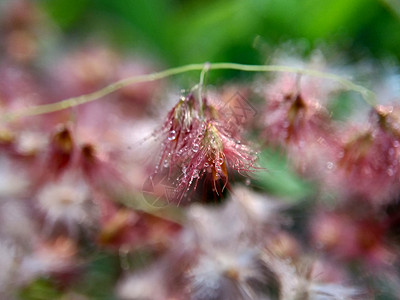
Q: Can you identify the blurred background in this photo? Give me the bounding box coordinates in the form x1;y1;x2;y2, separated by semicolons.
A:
38;0;400;65
1;1;400;300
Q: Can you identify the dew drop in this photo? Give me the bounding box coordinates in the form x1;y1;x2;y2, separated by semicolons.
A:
163;159;169;168
192;143;199;152
387;168;394;176
168;130;177;141
218;157;224;165
245;178;251;186
326;162;334;170
394;140;400;148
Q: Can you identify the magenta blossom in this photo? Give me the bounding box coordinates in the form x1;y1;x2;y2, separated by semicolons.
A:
152;94;257;202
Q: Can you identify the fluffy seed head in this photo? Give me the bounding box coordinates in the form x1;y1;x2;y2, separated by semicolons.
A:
36;171;94;234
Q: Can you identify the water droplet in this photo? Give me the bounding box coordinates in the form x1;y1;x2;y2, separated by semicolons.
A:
204;162;209;167
326;162;334;170
192;169;199;178
218;157;224;165
245;178;251;186
168;130;177;141
192;143;199;152
394;140;400;148
387;168;394;176
163;159;169;168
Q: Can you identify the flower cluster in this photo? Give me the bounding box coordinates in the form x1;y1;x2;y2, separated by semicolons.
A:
153;93;258;202
118;186;363;300
0;2;399;299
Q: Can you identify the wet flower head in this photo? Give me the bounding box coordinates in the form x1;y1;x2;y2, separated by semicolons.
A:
153;93;257;202
155;94;200;172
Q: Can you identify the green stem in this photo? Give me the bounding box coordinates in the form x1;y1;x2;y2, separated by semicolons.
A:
198;62;211;117
2;62;376;122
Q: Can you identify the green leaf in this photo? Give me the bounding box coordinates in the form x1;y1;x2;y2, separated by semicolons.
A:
40;0;90;29
254;148;313;202
19;278;62;300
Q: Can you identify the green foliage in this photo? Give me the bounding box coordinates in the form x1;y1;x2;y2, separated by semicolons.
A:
19;278;62;300
39;0;400;67
254;149;313;202
75;254;120;300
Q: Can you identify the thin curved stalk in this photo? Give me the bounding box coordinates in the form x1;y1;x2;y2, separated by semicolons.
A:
2;62;376;122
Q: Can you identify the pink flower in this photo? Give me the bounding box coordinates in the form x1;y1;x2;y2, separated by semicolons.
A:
155;94;202;174
152;94;257;202
176;120;256;198
331;105;400;204
310;207;394;267
263;71;335;146
262;73;340;173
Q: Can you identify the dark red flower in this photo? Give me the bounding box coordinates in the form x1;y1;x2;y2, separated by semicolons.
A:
152;94;257;202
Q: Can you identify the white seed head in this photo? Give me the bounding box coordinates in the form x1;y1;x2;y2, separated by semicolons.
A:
15;130;48;155
187;247;263;300
37;172;92;231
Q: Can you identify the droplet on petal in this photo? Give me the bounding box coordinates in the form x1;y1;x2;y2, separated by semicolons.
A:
326;162;334;170
168;130;177;141
192;143;199;153
163;159;169;168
